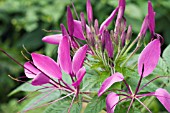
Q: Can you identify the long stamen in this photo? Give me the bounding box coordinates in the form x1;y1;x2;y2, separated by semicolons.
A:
68;94;76;113
127;98;135;113
135;98;152;113
138;76;170;92
8;75;27;83
60;79;74;91
22;92;75;112
17;87;54;103
70;0;80;20
25;89;56;111
110;97;129;110
123;80;132;94
0;48;27;70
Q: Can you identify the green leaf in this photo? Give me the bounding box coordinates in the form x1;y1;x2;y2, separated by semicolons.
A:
84;95;106;113
62;71;72;85
44;98;82;113
152;58;168;76
21;90;61;112
124;68;158;92
163;45;170;73
9;82;43;96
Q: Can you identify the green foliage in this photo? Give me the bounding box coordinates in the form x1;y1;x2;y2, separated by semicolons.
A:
9;81;44;96
84;95;106;113
44;98;82;113
21;90;61;112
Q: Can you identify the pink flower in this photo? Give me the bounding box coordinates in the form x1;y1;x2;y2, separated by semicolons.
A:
98;39;170;113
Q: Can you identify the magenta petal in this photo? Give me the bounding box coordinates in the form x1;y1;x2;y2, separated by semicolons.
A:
31;53;62;79
42;34;63;45
72;67;86;87
99;7;119;34
155;88;170;112
32;72;50;86
72;44;88;74
98;73;124;97
86;0;93;24
138;39;161;77
106;92;119;113
58;36;72;74
67;6;74;36
24;61;39;78
60;24;69;37
73;20;86;40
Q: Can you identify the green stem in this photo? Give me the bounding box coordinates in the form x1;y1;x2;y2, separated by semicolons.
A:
123;36;139;56
121;44;141;67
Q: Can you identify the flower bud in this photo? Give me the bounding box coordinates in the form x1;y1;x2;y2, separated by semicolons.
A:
94;19;99;35
80;12;86;32
126;25;132;44
67;6;74;36
86;0;93;24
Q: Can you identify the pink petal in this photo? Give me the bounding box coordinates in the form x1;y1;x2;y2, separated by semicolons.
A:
42;34;63;45
24;61;39;78
86;0;93;24
118;0;125;9
99;7;119;34
60;24;69;37
138;39;161;77
106;92;119;113
32;72;50;86
98;73;124;97
72;44;88;74
58;36;72;74
155;88;170;112
31;53;62;79
73;20;85;40
72;67;86;87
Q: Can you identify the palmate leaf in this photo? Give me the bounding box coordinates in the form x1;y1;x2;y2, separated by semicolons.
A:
123;68;158;92
20;90;61;112
152;57;168;76
44;98;82;113
82;68;100;92
163;45;170;74
9;81;52;96
84;95;106;113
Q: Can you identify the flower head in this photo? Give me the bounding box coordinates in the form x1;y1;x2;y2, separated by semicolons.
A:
98;39;170;113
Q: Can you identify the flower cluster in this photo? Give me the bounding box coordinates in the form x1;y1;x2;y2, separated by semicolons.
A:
0;0;170;113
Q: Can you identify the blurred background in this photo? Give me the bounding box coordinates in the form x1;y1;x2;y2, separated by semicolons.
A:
0;0;170;112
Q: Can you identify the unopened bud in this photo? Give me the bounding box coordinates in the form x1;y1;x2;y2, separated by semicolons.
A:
126;25;132;44
86;0;93;24
139;15;149;38
94;19;99;35
67;6;74;36
121;31;126;47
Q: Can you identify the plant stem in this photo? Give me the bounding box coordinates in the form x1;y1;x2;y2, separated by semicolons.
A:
123;36;139;56
121;43;141;67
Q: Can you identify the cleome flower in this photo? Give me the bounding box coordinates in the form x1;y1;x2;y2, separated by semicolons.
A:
23;36;88;112
98;39;170;113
